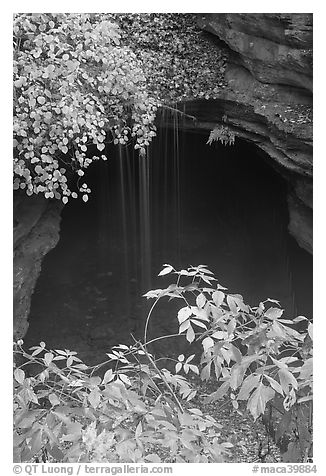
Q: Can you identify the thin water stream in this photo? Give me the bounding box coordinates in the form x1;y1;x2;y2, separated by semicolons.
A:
24;116;312;365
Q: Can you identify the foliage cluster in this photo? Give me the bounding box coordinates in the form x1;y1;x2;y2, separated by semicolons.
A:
14;265;312;463
106;14;227;103
13;13;157;203
13;343;227;463
13;13;229;202
207;125;236;146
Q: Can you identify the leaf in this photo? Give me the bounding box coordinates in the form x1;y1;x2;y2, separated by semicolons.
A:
283;388;296;411
297;395;312;404
52;411;72;426
212;290;225;306
190;318;207;329
278;319;295;324
201;362;212;381
46;444;64;461
186;325;195;343
135;421;142;438
222;441;234;449
143;288;163;299
88;389;101;408
177;306;192;324
178;411;195;427
202;336;214;352
192;306;209;321
227;295;238;314
31;429;43;457
179;320;190;333
211;331;227;339
200;274;216;284
188;408;202;416
271;321;288;339
196;293;206;309
15;412;38;429
14;368;25;384
44;352;54;366
102;369;114;384
48;393;61;407
292;315;308;323
298;358;313;381
119;373;131;385
230;364;247;390
185;354;195;364
230;294;249;312
31;346;45;357
204;381;230;403
264;375;284;395
283;326;305;342
26;388;39;404
175;362;182;373
266;298;281;304
183;363;189;374
158;265;173;276
145;453;161;463
308;322;313;340
189;365;199;375
227;318;236;335
278;368;298;393
264;307;284;320
229;344;242;364
237;374;261;400
64;422;83;442
247;383;275;420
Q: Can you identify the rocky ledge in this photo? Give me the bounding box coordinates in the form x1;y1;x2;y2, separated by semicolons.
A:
177;13;313;253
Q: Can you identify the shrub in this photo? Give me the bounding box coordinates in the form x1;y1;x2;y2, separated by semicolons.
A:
13;13;157;203
13;342;227;463
13;264;312;462
145;264;313;462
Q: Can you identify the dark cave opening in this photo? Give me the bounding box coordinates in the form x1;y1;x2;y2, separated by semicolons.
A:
23;129;313;365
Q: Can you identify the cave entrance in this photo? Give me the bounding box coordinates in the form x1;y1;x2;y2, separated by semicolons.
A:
24;125;313;365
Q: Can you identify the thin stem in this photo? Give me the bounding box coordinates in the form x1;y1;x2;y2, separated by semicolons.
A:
145;333;183;346
137;341;184;413
143;296;160;350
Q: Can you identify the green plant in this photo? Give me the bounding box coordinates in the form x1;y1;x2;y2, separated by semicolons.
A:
13;13;157;203
13;339;228;463
13;264;312;463
143;264;313;462
207;125;235;146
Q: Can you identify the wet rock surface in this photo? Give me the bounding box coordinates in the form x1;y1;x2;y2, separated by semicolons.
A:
198;13;312;92
13;193;63;339
176;13;313;253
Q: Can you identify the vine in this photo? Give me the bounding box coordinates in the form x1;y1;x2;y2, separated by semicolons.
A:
13;13;158;203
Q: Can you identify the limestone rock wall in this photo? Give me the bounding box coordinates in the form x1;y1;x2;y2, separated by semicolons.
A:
198;13;312;92
13;192;63;340
178;13;313;253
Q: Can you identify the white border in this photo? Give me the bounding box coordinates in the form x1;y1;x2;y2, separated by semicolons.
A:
3;4;324;474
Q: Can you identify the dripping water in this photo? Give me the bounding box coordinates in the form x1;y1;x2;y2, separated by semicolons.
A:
24;117;312;364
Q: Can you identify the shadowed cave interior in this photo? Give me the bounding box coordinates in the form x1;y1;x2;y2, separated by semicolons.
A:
24;127;312;365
